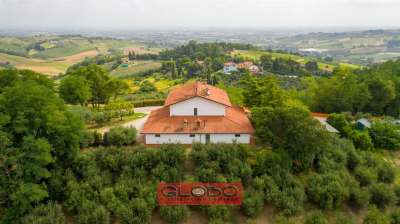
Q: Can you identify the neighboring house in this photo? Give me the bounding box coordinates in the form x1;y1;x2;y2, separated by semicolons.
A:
312;113;339;134
141;81;254;144
223;62;238;74
249;65;261;74
356;118;372;130
237;61;261;74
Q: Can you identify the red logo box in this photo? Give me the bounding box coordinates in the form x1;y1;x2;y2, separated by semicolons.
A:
157;182;243;205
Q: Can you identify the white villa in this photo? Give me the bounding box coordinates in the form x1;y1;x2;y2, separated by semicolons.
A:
141;81;254;144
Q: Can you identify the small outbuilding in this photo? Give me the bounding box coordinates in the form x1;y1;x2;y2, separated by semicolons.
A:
356;118;371;130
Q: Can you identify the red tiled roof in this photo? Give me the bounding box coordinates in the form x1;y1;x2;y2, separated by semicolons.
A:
141;106;254;134
164;81;232;107
311;112;329;118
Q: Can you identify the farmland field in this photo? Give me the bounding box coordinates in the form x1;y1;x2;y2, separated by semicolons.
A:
110;60;162;78
0;35;159;76
232;50;361;71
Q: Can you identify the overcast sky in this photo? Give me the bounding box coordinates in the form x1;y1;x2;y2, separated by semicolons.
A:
1;0;400;29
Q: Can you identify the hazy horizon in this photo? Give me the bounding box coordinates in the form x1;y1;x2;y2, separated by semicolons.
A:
1;0;400;30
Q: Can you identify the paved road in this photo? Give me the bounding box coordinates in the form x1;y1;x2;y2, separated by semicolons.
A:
97;106;162;135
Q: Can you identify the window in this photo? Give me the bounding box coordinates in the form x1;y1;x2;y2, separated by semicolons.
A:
194;108;198;116
190;134;195;137
155;134;161;137
235;134;241;137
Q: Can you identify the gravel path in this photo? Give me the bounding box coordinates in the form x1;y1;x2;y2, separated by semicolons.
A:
97;106;162;135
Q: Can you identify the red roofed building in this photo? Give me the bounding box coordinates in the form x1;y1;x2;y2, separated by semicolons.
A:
141;81;254;144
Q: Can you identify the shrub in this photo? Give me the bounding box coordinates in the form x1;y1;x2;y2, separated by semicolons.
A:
274;215;297;224
77;200;109;224
93;131;103;146
304;211;326;224
347;147;362;171
354;166;378;186
391;209;400;224
363;206;390;224
306;173;349;210
369;183;396;209
334;212;355;224
377;164;396;183
260;174;305;216
242;191;264;218
204;206;230;223
394;186;400;205
160;206;190;224
103;126;137;146
350;130;373;150
80;130;95;148
21;202;66;224
349;186;370;208
139;80;157;93
327;113;351;134
94;112;111;125
131;99;165;107
370;120;400;150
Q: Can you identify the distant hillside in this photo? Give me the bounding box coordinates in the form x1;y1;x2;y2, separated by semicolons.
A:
269;29;400;65
0;35;159;76
231;49;361;72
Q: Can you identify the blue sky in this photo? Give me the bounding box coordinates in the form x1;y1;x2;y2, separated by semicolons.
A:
0;0;399;29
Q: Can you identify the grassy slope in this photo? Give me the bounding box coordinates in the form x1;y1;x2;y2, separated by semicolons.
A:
0;52;71;75
110;60;162;78
232;50;361;71
0;36;158;76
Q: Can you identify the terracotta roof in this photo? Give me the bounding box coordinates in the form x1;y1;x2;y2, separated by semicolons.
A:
224;62;236;67
311;112;329;118
164;81;232;107
141;106;254;134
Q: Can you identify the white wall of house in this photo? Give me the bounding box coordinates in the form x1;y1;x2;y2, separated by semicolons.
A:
145;133;250;144
169;97;226;116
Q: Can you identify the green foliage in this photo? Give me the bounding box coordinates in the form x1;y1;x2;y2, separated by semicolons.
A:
67;64;127;108
242;191;264;218
363;206;390;224
257;174;305;216
103;126;137;146
327;113;351;134
60;75;91;105
313;69;371;113
306;172;350;210
304;211;326;224
252;104;329;171
191;144;252;183
139;80;157;93
349;186;371;208
354;166;378;186
391;209;400;224
77;200;109;224
204;206;230;223
366;77;396;115
349;130;374;150
159;206;190;224
0;69;84;222
21;202;66;224
377;163;396;183
369;183;396;209
334;212;356;224
370;120;400;150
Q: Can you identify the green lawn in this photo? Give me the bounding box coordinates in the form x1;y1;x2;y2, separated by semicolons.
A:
110;60;162;78
232;50;362;71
